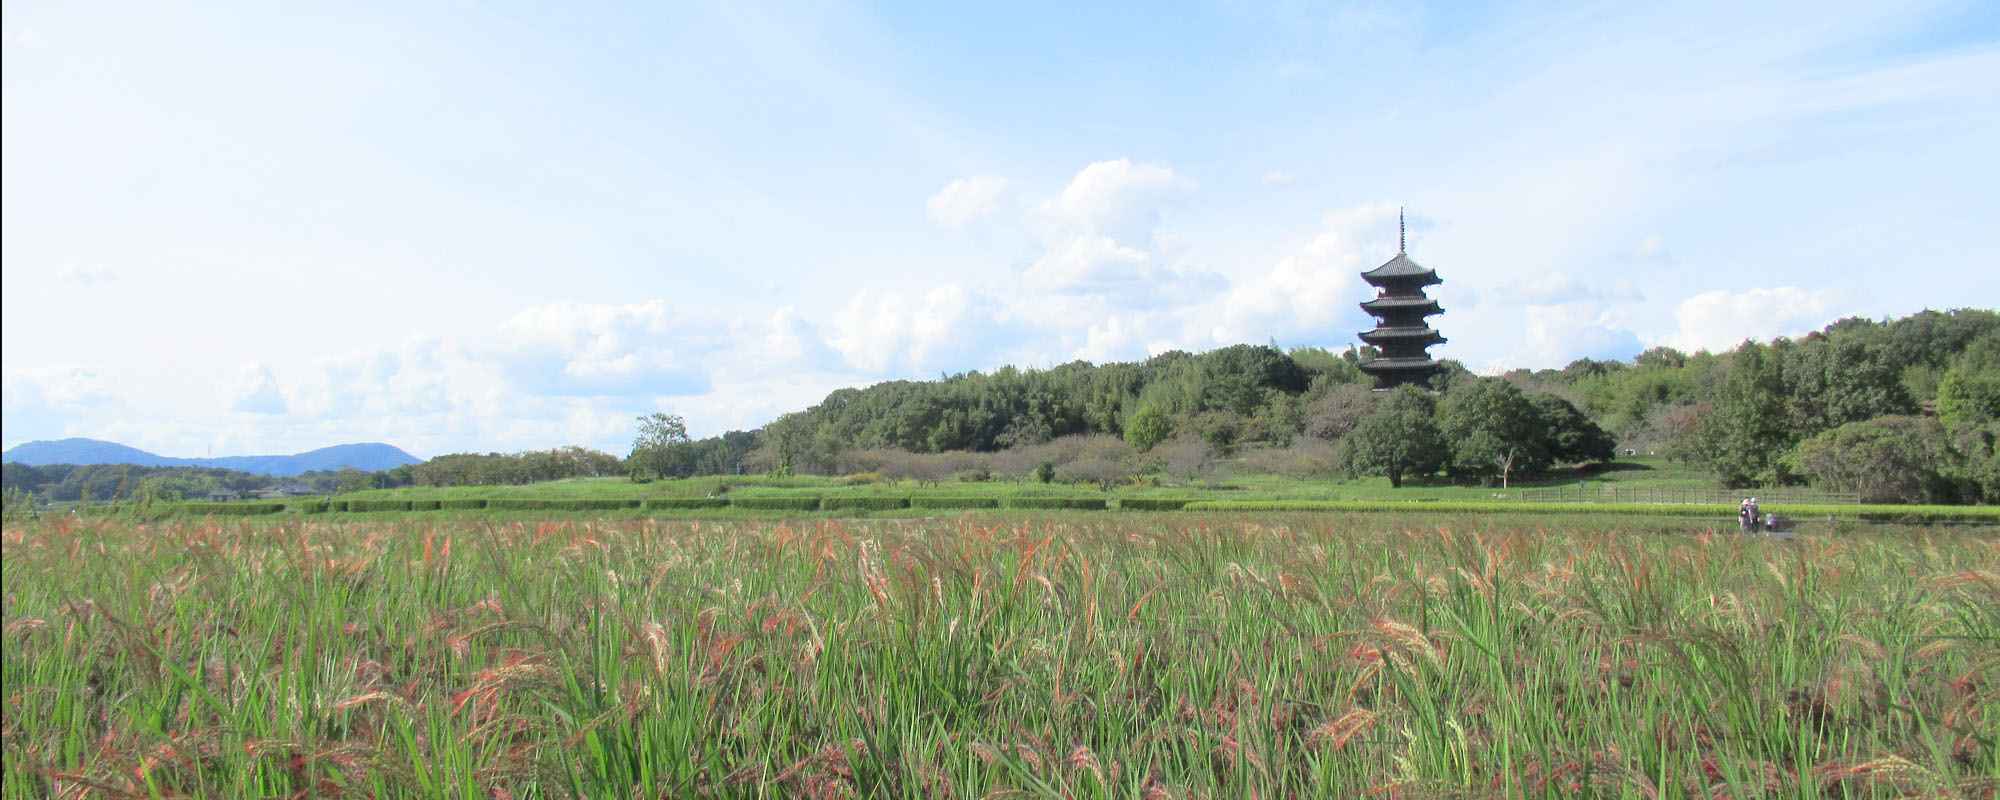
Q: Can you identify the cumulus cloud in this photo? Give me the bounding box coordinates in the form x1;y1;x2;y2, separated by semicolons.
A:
1039;159;1191;239
1212;204;1398;345
230;363;288;414
1524;303;1645;364
827;285;1022;374
1022;234;1151;291
1502;271;1644;306
495;301;718;397
2;366;122;447
1665;286;1841;353
925;175;1009;228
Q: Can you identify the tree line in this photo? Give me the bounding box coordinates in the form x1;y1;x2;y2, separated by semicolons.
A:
11;309;1992;504
711;309;1998;502
1497;308;1999;501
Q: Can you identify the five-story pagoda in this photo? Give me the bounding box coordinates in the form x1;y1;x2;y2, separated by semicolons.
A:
1357;210;1446;390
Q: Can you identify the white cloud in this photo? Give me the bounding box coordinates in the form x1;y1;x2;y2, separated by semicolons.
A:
827;284;1012;374
56;266;117;285
926;175;1009;228
1524;303;1644;364
2;367;123;448
1212;204;1397;345
1664;286;1841;354
1503;271;1644;306
230;363;287;414
495;301;719;397
1041;158;1191;235
1022;234;1151;292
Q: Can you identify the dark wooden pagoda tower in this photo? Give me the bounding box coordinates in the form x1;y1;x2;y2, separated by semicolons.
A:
1357;209;1446;390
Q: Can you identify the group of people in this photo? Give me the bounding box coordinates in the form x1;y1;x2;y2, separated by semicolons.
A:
1738;497;1766;533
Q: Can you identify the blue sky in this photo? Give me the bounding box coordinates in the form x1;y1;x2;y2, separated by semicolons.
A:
4;0;1997;457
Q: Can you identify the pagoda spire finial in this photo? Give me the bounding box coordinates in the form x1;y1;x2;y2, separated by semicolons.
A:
1398;207;1406;254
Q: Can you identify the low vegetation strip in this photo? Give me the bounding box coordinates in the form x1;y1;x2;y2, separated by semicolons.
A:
1183;499;2000;522
170;501;288;516
106;493;2000;521
1003;496;1110;510
729;496;823;511
908;496;1001;509
1118;497;1195;511
643;497;729;510
819;496;910;511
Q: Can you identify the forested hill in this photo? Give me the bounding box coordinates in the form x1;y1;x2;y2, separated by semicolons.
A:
1;438;418;476
743;308;1999;501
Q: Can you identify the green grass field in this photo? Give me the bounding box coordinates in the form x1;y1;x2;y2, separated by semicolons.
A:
3;512;1995;797
54;456;1995;526
336;457;1736;503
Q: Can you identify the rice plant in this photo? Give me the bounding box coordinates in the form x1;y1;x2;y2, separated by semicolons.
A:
3;513;1994;798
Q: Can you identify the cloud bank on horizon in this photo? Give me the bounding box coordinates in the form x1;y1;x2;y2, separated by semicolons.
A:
4;1;1997;458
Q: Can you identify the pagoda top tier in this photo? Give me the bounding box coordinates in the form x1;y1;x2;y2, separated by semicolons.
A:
1360;252;1440;287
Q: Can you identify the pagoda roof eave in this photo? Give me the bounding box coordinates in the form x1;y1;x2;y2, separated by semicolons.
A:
1357;357;1443;373
1360;253;1440;282
1360;297;1443;312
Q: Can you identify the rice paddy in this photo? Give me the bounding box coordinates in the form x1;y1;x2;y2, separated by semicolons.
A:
3;513;1996;798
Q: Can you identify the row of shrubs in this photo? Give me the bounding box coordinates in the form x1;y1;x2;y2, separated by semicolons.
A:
1180;500;2000;523
162;495;1155;515
154;497;2000;521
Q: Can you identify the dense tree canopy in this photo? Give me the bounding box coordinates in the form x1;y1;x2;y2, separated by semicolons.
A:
1336;386;1445;488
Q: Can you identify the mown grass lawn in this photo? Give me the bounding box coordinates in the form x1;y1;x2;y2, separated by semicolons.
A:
333;457;1774;504
4;512;1995;798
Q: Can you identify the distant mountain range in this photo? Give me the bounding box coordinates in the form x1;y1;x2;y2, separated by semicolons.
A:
1;438;420;476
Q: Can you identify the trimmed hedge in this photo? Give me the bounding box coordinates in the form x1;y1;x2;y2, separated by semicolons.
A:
1004;497;1109;511
408;499;443;511
821;496;910;512
1181;500;1728;516
909;497;1002;510
571;498;641;511
294;501;331;514
486;498;553;510
329;500;349;512
730;496;824;511
481;498;638;512
645;497;731;510
1177;499;2000;523
1119;498;1194;511
178;502;288;516
440;499;488;511
347;499;413;513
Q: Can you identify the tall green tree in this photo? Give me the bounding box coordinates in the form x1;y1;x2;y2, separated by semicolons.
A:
1686;344;1794;486
1338;386;1446;488
1440;379;1547;488
1788;416;1961;503
629;412;694;480
1527;393;1617;465
1123;402;1174;452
